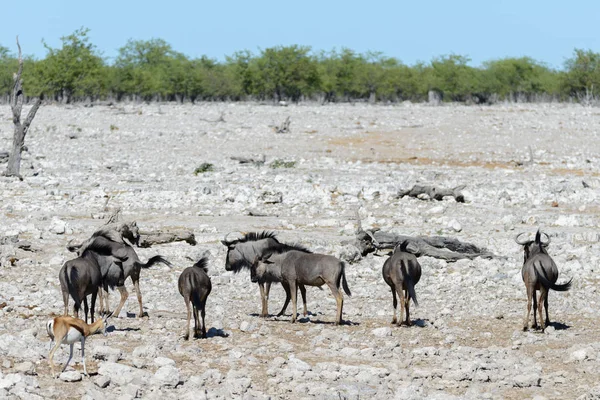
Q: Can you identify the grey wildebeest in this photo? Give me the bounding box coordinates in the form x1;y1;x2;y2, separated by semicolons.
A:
60;236;129;323
382;240;422;326
222;231;297;317
516;229;572;332
251;243;351;325
178;257;212;340
70;224;172;318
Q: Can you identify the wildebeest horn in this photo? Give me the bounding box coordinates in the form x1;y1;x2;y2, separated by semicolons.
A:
539;231;551;246
221;231;245;246
514;232;530;245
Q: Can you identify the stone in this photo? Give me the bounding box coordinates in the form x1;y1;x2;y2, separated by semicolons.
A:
152;365;181;387
94;374;111;388
371;327;393;337
59;370;82;382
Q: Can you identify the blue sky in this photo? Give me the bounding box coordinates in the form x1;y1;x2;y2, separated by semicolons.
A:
1;0;598;69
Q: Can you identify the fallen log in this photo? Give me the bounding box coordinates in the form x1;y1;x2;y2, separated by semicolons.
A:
397;184;466;202
355;228;496;262
138;230;197;248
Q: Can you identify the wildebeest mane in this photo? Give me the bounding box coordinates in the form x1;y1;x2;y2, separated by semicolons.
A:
264;241;312;256
193;257;209;273
237;231;279;243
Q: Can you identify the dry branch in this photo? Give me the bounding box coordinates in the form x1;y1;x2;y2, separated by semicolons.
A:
138;230;197;248
275;116;291;133
355;228;496;262
5;37;42;178
397;184;466;203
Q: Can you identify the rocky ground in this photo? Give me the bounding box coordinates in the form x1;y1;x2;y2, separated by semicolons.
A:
0;102;599;399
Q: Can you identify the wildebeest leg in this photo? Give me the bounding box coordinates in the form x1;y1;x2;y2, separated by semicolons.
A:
193;304;200;338
327;281;344;325
532;289;539;330
290;282;298;323
133;279;145;318
544;291;550;327
90;290;98;323
63;289;70;316
97;288;104;314
182;296;191;340
83;297;89;324
404;287;411;326
200;300;207;338
538;288;547;331
299;285;308;316
277;283;291;317
396;287;404;326
523;285;533;331
390;285;398;324
113;286;129;318
259;282;269;317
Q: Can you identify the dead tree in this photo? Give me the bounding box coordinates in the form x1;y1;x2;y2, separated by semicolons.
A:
354;228;497;262
397;184;466;203
5;37;42;178
275;116;291;133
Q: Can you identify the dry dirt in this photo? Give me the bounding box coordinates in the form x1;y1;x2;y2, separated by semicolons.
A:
0;102;599;399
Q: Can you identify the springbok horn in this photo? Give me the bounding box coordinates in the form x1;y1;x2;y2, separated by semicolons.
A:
514;232;530;245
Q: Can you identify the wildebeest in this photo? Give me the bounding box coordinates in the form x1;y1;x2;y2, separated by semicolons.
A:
251;243;351;325
221;231;294;317
515;229;572;332
178;257;212;340
59;236;128;323
70;225;172;318
382;240;422;326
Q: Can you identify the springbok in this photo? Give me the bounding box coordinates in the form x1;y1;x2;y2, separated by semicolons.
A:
515;229;572;332
46;312;113;377
251;243;351;325
382;240;422;326
60;236;128;323
221;231;294;317
178;257;212;340
70;225;172;318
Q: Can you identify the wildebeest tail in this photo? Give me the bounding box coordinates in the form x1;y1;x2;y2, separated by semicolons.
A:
401;260;419;307
533;261;572;292
340;262;351;296
138;255;172;269
192;257;209;273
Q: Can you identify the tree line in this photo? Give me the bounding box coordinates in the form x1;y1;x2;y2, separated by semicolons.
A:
1;28;599;104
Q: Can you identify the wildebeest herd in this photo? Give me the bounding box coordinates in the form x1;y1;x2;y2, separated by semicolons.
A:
45;222;572;378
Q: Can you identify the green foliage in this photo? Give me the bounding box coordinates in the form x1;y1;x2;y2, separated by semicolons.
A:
270;159;296;169
34;27;107;101
194;163;214;175
252;45;320;101
561;49;600;98
1;27;596;104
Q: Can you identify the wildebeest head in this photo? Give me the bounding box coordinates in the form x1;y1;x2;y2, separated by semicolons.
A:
249;254;274;283
515;229;550;263
221;231;279;272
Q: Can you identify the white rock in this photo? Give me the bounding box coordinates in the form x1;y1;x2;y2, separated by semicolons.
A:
94;375;111;388
152;365;181;387
154;357;176;367
371;327;393;337
59;370;82;382
447;219;462;232
287;356;311;372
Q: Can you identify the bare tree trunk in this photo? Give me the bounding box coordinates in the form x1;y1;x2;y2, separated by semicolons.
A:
6;37;42;178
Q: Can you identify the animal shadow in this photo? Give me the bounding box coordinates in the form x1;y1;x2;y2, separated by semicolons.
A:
106;325;141;333
207;327;229;338
126;312;149;318
549;321;570;331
